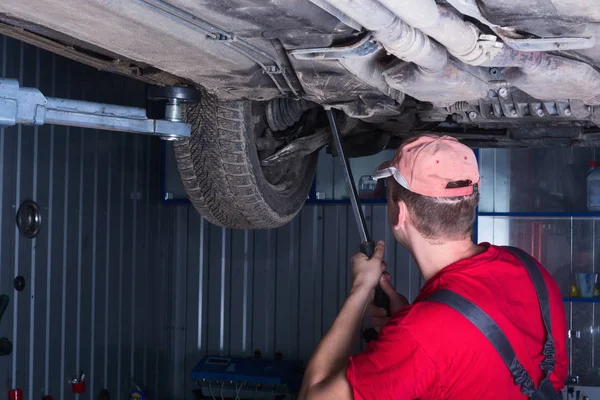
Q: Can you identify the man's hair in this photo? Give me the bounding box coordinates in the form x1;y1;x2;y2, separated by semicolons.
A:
389;178;479;241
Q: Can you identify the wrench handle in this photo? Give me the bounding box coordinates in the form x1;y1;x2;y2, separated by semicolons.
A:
374;285;391;315
360;241;391;342
363;286;391;343
359;241;376;258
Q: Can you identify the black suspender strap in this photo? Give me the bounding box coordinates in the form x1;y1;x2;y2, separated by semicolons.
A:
503;246;556;378
425;247;557;398
426;289;537;397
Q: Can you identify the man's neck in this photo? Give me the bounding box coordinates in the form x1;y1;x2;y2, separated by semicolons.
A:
410;237;484;282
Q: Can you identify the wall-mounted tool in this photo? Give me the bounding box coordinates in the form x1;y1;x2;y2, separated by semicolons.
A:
8;389;22;400
13;276;25;292
16;200;42;239
0;295;12;356
71;371;86;394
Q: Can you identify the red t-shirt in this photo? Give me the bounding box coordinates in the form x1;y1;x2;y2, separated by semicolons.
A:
347;244;568;399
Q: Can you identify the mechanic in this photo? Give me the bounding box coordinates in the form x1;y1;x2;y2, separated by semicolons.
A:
299;135;568;399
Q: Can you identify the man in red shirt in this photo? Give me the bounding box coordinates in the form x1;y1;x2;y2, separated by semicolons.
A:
299;135;567;399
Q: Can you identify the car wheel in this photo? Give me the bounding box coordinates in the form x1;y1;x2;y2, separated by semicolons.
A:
173;89;318;229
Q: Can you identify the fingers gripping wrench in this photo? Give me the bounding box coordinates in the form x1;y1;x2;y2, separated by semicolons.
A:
325;109;390;342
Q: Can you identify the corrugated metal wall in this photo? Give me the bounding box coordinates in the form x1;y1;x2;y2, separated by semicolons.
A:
0;33;422;399
0;35;175;399
168;203;422;397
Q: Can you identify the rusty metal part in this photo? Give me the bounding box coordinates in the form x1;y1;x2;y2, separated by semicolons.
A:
338;54;405;104
383;59;490;103
476;46;544;69
328;96;403;119
318;0;600;105
445;0;595;52
376;0;576;71
260;128;330;167
477;90;584;120
290;34;380;60
378;0;591;69
290;35;405;104
314;0;492;102
315;0;448;72
376;0;488;63
373;17;448;72
420;87;594;125
504;54;600;104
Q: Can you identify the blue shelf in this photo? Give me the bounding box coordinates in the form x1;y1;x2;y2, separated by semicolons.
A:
306;199;387;205
479;212;600;218
563;297;600;303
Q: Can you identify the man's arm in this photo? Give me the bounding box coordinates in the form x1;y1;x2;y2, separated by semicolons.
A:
299;242;387;400
299;286;372;399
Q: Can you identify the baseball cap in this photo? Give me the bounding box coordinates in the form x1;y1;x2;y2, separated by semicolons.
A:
372;135;479;197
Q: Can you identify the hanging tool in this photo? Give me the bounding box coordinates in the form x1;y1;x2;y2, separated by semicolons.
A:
325;108;390;342
0;295;12;356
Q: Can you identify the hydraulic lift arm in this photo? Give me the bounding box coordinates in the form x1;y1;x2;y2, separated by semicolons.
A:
0;78;193;140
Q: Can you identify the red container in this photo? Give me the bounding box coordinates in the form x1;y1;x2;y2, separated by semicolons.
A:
8;389;22;400
71;382;85;394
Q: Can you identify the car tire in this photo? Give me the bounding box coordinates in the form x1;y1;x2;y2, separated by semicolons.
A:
173;89;318;229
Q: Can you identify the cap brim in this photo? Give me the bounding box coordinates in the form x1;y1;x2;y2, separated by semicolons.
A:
371;163;410;189
372;168;393;181
372;161;392;180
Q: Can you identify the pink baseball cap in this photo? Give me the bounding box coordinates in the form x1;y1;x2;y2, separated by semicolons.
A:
372;135;479;197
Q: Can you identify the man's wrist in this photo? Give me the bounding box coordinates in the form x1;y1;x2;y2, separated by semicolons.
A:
350;281;378;293
349;283;375;301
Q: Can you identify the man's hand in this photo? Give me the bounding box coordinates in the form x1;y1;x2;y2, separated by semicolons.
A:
351;240;387;293
369;273;409;332
300;243;390;400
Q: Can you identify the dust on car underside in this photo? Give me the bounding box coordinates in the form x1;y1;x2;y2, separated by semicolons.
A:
2;0;600;147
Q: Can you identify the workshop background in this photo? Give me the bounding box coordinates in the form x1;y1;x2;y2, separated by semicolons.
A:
2;33;600;399
0;36;176;399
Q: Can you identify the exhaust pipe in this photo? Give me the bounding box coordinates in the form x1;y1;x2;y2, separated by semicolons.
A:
312;0;490;103
376;0;482;63
376;0;600;104
316;0;447;72
375;0;546;69
317;0;600;104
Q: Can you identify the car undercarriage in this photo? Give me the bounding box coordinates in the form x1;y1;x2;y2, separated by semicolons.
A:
3;0;600;146
2;0;600;228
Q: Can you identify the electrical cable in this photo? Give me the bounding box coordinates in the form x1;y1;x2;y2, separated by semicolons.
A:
208;382;217;400
235;383;242;400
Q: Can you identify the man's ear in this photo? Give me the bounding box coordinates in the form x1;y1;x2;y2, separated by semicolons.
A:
394;200;407;231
